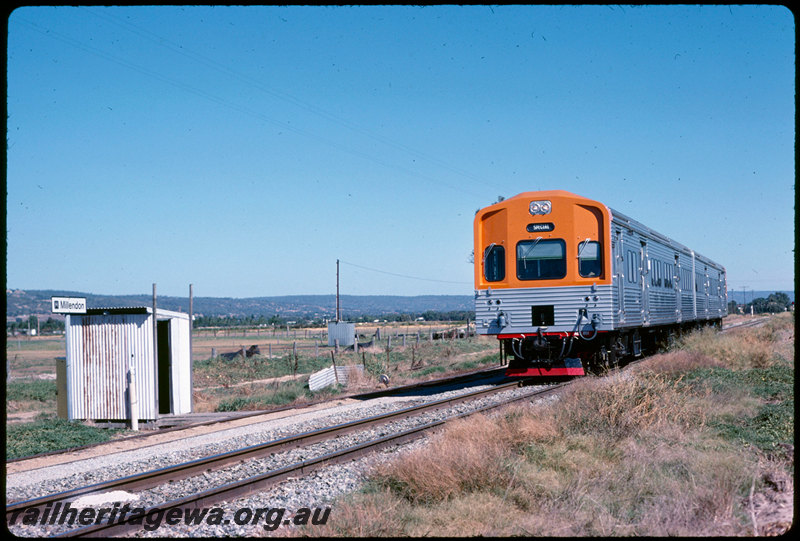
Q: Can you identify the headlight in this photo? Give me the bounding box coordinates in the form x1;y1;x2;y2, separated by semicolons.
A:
529;200;552;215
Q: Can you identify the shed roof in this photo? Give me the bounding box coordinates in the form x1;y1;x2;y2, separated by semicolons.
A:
84;307;189;319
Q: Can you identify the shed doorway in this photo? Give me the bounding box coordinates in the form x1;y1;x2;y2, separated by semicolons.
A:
157;319;173;414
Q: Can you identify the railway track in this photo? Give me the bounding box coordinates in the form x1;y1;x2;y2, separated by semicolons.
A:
5;365;507;470
7;373;566;537
722;316;770;332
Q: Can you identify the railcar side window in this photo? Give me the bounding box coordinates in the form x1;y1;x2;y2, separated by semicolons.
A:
517;239;566;280
626;249;639;283
483;244;505;282
578;240;602;277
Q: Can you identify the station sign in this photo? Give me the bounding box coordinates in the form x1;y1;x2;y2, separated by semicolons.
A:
51;296;87;314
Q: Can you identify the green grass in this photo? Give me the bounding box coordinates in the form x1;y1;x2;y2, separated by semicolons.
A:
5;338;65;351
6;416;125;460
7;379;57;403
681;363;794;455
194;353;332;386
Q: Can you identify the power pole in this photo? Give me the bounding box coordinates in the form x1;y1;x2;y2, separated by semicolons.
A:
189;283;194;413
152;283;159;416
336;259;341;323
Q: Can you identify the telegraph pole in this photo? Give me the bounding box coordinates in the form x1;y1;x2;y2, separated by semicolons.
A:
336;259;341;323
189;283;194;412
152;283;159;416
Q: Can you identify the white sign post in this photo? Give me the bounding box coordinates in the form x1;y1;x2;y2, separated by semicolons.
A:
51;297;87;314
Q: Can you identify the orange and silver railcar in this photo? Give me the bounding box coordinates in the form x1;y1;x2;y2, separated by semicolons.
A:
474;190;727;377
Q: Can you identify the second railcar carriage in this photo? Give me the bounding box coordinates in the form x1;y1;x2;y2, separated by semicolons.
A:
474;190;727;377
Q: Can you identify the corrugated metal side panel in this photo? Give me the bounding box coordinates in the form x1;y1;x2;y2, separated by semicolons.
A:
475;284;614;335
309;365;363;391
132;314;157;419
66;313;156;420
168;316;192;414
327;322;355;346
611;214;726;329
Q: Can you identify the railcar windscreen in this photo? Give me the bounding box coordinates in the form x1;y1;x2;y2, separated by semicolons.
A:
516;239;566;280
578;240;602;277
483;244;505;282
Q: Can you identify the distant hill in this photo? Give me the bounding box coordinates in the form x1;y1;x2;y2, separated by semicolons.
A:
6;288;792;320
5;289;474;320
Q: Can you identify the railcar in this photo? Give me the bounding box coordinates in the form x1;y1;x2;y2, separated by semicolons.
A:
474;190;727;377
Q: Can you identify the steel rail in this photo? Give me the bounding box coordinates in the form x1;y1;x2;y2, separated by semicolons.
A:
6;378;522;521
51;381;567;537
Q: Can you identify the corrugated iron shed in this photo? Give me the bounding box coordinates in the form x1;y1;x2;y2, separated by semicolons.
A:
65;307;191;421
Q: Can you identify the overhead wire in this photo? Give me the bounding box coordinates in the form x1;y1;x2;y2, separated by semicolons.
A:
14;12;491;289
339;260;472;285
83;7;496;192
38;8;503;198
14;16;477;196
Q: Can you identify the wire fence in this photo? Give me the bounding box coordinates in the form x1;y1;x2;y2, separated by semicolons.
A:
195;322;476;361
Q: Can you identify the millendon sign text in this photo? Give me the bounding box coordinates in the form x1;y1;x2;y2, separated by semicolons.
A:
51;297;87;314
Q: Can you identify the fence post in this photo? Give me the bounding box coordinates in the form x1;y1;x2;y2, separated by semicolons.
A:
331;351;339;384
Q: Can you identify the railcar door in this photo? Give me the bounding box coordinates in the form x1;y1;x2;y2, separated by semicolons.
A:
614;229;626;324
640;241;650;325
674;254;682;322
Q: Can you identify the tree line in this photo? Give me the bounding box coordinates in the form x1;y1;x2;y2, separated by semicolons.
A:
729;291;793;314
6;316;65;334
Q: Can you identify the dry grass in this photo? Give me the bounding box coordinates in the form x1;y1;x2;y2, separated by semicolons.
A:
635;349;726;376
678;314;793;371
554;371;708;441
372;414;515;503
681;327;774;369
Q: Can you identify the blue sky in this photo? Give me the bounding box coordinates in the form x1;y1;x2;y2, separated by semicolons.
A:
6;5;794;299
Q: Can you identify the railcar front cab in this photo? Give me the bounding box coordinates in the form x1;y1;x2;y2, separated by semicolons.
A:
474;191;613;376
